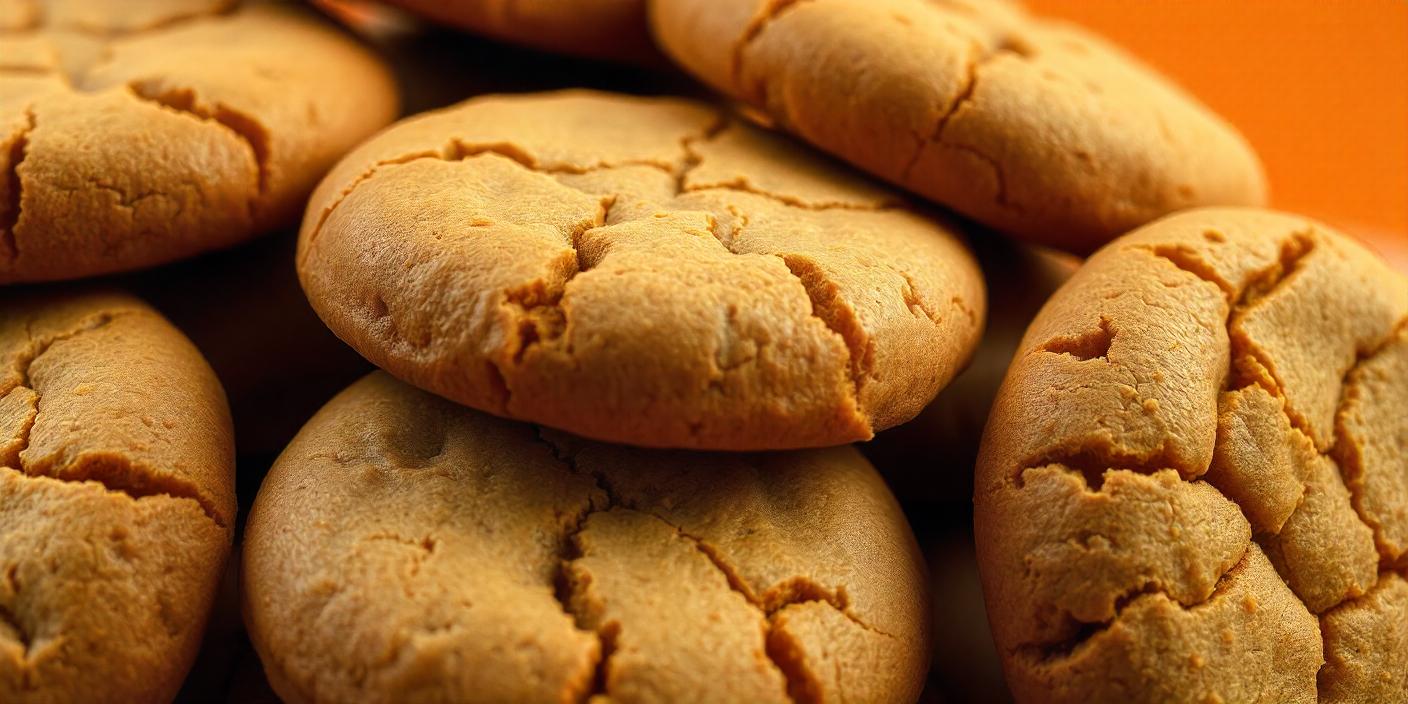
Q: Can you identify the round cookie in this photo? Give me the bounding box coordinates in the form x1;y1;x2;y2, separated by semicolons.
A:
0;290;235;702
298;89;986;450
0;0;398;283
649;0;1267;253
243;371;930;703
973;208;1408;702
383;0;658;64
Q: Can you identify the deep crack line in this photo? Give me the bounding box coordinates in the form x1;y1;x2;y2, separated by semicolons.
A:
550;503;610;703
1330;315;1408;567
0;565;32;659
0;604;30;657
1142;243;1237;301
13;310;124;391
2;106;35;264
899;42;1023;210
730;0;814;97
499;194;614;378
27;458;227;529
901;40;983;184
673;110;730;196
125;81;270;216
778;254;871;426
534;424;619;703
0;387;37;472
1017;539;1254;665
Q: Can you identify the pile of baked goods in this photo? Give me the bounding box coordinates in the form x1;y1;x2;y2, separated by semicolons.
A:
1;1;1402;702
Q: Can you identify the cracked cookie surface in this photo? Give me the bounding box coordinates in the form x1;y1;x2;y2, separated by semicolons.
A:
384;0;658;64
242;371;929;704
973;208;1408;703
0;289;235;703
297;89;985;451
649;0;1267;253
0;0;397;283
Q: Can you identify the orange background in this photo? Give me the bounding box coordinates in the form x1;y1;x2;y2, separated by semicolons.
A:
1030;0;1408;261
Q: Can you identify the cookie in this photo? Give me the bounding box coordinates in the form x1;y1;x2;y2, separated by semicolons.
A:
298;89;985;450
973;208;1408;702
0;290;235;702
649;0;1267;253
242;371;929;703
0;0;398;283
384;0;658;64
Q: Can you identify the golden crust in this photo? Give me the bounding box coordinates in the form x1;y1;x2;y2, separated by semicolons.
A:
385;0;658;64
649;0;1267;253
243;371;929;704
297;89;985;450
0;289;234;703
975;207;1408;703
0;1;398;283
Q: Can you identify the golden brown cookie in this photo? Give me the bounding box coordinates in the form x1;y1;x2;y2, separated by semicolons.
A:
0;290;235;702
243;371;929;703
298;89;985;450
0;0;398;283
383;0;658;64
649;0;1267;253
973;208;1408;702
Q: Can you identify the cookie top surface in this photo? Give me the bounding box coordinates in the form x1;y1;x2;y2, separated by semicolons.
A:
973;207;1408;702
243;371;929;704
0;290;235;701
386;0;657;64
650;0;1267;253
298;89;986;451
0;0;398;283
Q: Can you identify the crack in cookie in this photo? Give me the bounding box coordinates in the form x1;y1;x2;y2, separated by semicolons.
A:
297;90;984;450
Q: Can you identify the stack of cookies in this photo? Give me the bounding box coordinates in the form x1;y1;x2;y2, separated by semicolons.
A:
1;1;1403;703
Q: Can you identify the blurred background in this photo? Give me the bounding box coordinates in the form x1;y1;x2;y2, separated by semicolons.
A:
1033;0;1408;266
168;1;1407;701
